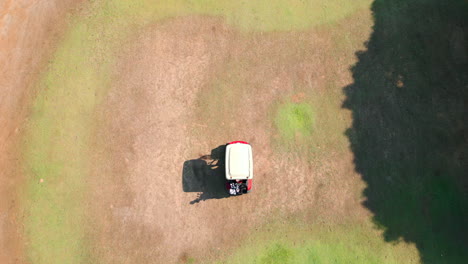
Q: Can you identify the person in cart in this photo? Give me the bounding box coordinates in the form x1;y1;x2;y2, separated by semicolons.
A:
225;141;253;196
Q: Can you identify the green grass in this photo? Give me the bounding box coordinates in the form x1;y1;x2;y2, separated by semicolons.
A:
258;244;293;264
190;0;371;31
266;87;353;157
214;220;419;264
274;102;315;142
22;0;374;263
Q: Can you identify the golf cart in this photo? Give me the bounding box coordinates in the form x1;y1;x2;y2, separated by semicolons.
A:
225;141;253;195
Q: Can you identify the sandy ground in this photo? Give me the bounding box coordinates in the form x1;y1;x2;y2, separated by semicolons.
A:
0;0;83;263
91;17;365;264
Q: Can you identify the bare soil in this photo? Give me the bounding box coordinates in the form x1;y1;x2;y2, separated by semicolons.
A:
0;1;83;263
91;16;367;263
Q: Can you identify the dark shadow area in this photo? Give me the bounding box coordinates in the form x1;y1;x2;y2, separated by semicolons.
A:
343;0;468;263
182;144;229;204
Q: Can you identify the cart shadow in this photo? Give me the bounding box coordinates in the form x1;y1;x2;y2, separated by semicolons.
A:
182;144;230;204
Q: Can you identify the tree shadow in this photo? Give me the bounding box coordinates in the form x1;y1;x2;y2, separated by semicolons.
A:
182;144;229;204
343;0;468;263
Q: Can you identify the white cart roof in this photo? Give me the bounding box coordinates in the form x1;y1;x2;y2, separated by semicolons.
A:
225;142;253;180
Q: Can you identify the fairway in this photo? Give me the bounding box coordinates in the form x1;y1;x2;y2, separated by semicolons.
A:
1;0;466;264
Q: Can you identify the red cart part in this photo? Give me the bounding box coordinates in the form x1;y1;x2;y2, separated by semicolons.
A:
229;141;249;145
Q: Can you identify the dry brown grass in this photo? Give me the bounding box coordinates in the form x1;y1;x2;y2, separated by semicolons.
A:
89;11;374;263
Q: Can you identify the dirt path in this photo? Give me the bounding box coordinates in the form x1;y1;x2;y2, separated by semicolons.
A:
0;1;83;263
91;16;364;264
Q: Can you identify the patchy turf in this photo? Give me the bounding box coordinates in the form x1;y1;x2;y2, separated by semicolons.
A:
20;1;377;262
19;0;468;264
